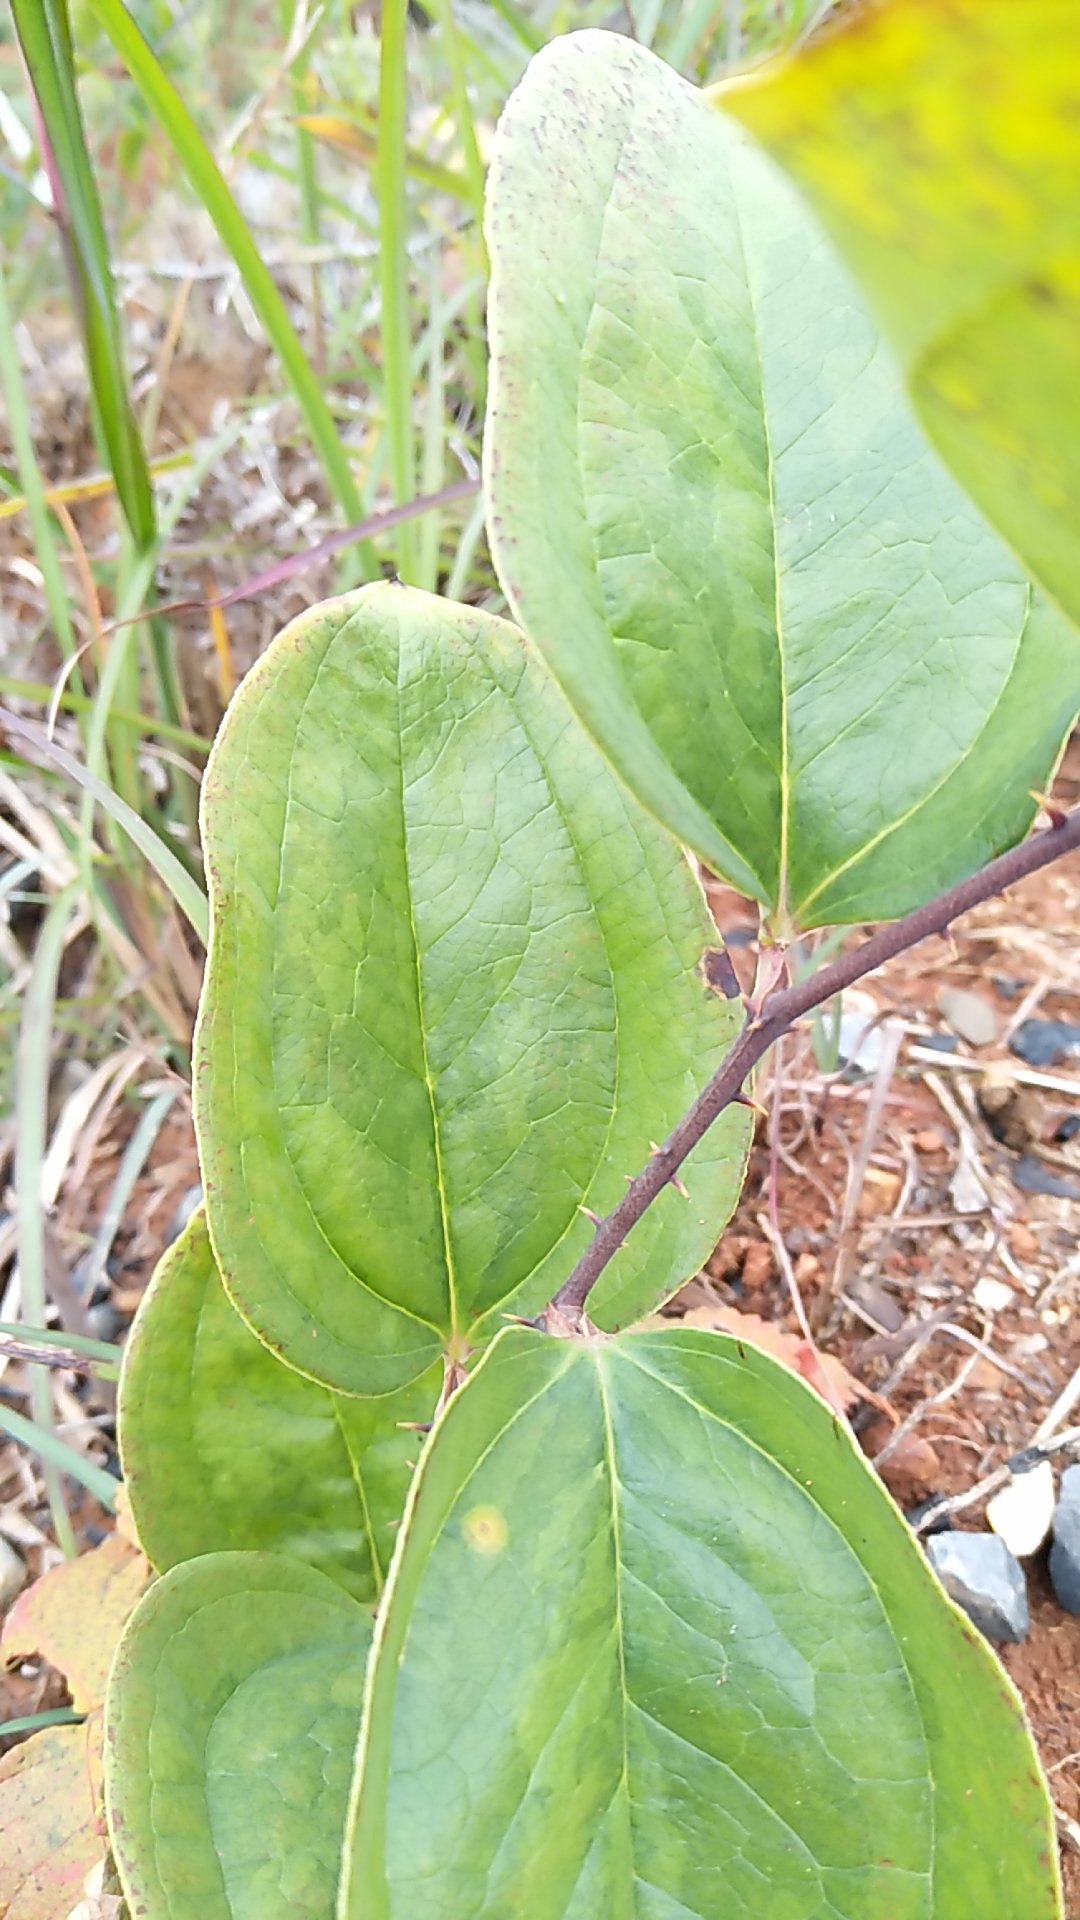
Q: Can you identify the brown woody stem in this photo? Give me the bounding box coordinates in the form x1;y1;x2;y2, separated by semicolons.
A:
550;807;1080;1320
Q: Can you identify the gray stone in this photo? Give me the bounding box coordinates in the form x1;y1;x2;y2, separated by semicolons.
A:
938;986;999;1048
926;1530;1029;1642
1049;1465;1080;1615
86;1301;124;1344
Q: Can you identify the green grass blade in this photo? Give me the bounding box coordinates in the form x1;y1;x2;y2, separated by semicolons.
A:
0;252;80;674
15;879;81;1556
423;0;486;218
484;0;544;54
11;0;155;551
0;1709;86;1738
4;713;209;943
0;678;211;754
0;1318;120;1363
377;0;417;582
0;1401;118;1511
84;0;373;551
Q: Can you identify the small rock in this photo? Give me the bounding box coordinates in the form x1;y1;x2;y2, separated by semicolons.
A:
836;1000;888;1073
938;986;999;1048
849;1275;904;1333
85;1301;124;1343
972;1276;1014;1314
986;1459;1055;1558
0;1535;26;1610
926;1531;1029;1642
919;1031;959;1055
1010;1018;1080;1068
1054;1113;1080;1143
913;1128;946;1155
1011;1154;1080;1201
165;1183;203;1247
740;1242;772;1294
1008;1221;1039;1263
977;1076;1038;1151
1049;1464;1080;1615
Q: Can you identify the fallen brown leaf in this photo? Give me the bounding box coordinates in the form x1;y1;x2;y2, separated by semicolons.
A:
657;1303;895;1421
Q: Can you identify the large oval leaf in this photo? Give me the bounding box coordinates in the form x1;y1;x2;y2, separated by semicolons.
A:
718;0;1080;638
120;1213;438;1602
344;1326;1060;1917
484;30;1080;928
196;582;747;1394
105;1552;370;1920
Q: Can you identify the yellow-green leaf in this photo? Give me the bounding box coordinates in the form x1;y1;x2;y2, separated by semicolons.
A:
716;0;1080;631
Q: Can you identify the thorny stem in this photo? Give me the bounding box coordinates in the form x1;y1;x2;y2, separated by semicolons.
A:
549;806;1080;1322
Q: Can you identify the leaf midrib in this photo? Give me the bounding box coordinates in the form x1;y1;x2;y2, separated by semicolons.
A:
725;141;791;926
394;632;460;1346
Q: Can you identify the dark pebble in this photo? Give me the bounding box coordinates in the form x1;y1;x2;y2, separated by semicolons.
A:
905;1497;953;1536
1011;1154;1080;1200
1010;1018;1080;1068
1049;1464;1080;1616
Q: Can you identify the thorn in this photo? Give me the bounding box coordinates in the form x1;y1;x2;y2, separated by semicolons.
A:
733;1091;768;1120
397;1420;433;1433
670;1174;690;1200
579;1204;602;1225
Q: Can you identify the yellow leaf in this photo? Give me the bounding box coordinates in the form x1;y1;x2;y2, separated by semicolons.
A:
1;1537;149;1714
715;0;1080;629
0;1721;103;1920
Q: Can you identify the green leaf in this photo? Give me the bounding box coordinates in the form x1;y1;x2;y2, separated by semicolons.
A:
105;1552;371;1920
484;31;1080;928
120;1213;439;1603
344;1325;1060;1919
717;0;1080;638
196;582;747;1395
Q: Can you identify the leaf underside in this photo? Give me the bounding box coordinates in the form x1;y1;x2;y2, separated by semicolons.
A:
105;1552;372;1920
717;0;1080;642
344;1326;1060;1919
120;1212;439;1603
484;30;1080;929
195;581;748;1395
